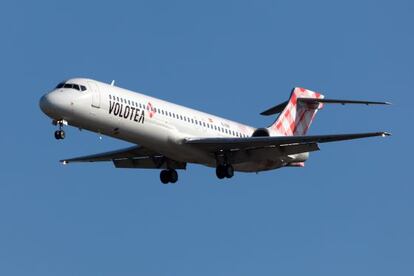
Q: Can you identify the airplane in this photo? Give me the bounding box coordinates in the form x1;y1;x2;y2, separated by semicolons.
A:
39;78;391;184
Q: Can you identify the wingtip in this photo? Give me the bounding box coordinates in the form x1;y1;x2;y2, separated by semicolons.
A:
60;160;69;165
382;132;392;137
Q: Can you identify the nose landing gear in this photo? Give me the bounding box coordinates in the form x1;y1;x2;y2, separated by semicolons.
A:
53;119;67;140
54;130;65;140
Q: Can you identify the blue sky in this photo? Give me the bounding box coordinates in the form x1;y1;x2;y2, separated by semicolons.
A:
1;1;412;275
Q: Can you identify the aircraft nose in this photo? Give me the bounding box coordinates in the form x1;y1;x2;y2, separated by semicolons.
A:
39;94;52;114
39;91;67;118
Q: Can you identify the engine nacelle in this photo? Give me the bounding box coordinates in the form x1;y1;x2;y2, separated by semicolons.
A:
251;128;270;137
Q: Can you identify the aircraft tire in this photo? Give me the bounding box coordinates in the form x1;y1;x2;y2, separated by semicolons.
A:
216;165;226;179
169;169;178;183
160;170;170;184
225;165;234;178
59;130;65;139
54;130;65;140
54;130;60;139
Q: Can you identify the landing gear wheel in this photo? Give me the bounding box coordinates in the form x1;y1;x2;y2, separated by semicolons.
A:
54;130;65;140
225;165;234;178
160;170;170;184
216;165;226;179
216;164;234;179
54;120;66;140
160;169;178;184
169;169;178;183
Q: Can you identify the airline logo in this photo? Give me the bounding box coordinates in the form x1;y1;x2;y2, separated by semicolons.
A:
108;99;145;123
147;102;156;118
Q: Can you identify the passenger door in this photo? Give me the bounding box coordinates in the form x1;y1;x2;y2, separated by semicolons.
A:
88;81;101;108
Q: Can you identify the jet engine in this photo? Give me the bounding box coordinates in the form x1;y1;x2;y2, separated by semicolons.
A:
251;128;270;137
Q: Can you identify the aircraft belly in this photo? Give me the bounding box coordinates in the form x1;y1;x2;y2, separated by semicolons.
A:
230;150;309;172
233;161;284;172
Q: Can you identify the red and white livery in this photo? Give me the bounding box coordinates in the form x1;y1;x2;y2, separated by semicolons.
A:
39;78;391;184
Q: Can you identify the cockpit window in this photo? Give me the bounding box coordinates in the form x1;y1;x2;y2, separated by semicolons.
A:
56;82;87;91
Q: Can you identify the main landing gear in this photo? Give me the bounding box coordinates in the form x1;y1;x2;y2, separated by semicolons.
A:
54;120;66;140
216;164;234;179
160;169;178;184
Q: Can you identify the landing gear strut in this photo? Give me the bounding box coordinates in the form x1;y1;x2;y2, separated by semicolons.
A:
216;164;234;179
54;120;66;140
160;169;178;184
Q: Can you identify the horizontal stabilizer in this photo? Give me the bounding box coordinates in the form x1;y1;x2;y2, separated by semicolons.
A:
260;101;288;116
298;98;391;106
261;95;390;116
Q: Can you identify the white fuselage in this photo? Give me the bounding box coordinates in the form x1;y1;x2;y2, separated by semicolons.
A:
40;78;306;172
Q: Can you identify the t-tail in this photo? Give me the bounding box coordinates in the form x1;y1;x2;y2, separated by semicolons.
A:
259;87;390;167
261;87;390;137
267;87;323;136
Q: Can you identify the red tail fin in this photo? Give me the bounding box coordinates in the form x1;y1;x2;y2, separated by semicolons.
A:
268;87;324;136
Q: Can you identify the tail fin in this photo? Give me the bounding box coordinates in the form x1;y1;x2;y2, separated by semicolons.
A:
267;87;324;136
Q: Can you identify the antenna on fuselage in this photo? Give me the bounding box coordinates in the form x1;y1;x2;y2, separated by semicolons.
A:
110;80;115;86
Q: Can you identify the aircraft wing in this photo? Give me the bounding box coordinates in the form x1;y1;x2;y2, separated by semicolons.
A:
184;132;391;152
60;146;186;170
